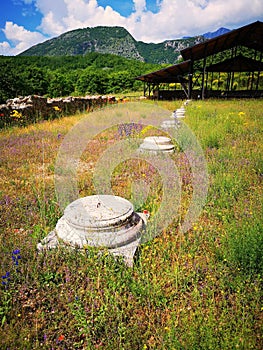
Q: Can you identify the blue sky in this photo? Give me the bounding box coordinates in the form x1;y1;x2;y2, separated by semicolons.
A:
1;0;263;55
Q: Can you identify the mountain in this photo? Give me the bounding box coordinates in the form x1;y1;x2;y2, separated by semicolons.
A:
203;27;231;39
20;26;144;60
19;26;205;64
18;25;231;64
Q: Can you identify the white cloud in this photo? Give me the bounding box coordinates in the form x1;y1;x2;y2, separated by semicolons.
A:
1;0;263;55
0;41;13;56
38;11;66;36
0;21;47;55
35;0;68;24
36;0;126;36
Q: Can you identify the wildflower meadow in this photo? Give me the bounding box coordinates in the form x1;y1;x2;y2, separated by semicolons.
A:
0;98;262;349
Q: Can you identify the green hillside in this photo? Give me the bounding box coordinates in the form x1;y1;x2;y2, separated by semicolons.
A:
20;27;143;61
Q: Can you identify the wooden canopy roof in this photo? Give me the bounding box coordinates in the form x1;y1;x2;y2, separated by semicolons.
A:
135;60;190;83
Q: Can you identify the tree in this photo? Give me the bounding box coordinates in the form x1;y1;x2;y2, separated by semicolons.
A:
107;71;134;93
0;58;26;103
21;67;48;95
76;69;109;95
47;72;74;97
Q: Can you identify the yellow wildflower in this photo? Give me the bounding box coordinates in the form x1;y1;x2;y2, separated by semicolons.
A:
53;106;61;111
140;125;154;136
10;110;22;119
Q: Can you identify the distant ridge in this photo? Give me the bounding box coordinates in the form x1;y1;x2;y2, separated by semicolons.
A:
19;25;230;64
203;27;231;39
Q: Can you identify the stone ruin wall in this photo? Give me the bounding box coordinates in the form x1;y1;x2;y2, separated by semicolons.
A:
0;94;117;128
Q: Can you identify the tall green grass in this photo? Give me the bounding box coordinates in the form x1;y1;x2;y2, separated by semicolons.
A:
0;99;262;349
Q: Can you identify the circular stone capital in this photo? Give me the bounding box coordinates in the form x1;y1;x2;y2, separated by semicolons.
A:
64;195;134;230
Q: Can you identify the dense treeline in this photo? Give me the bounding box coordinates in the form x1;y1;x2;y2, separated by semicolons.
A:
0;53;163;104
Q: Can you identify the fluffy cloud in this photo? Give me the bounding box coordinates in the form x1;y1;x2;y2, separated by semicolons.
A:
1;0;263;55
0;41;13;56
36;0;126;36
0;21;47;55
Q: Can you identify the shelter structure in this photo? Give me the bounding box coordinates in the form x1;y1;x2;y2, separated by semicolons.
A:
135;21;263;99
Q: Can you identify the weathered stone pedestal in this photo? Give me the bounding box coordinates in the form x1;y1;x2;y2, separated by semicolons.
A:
139;136;175;154
161;119;180;129
37;195;147;266
183;99;191;106
174;108;185;118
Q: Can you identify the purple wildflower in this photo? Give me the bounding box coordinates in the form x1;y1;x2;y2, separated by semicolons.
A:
1;272;11;286
12;249;21;266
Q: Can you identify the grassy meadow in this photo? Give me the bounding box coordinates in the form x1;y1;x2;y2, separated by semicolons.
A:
0;98;262;349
